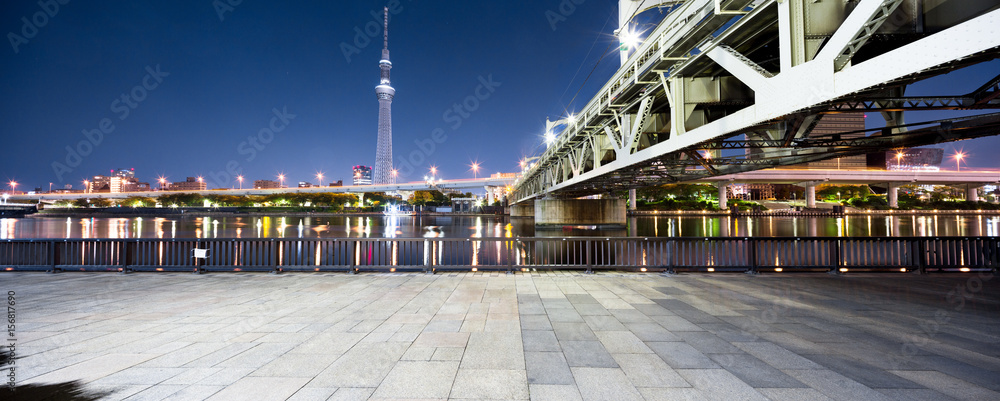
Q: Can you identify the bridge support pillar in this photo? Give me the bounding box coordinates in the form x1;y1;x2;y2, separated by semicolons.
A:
628;189;637;211
510;202;535;218
967;185;980;202
805;183;817;208
535;198;626;229
486;187;495;205
717;183;729;210
888;182;900;208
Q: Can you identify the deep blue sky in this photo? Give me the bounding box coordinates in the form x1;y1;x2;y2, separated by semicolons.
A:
2;1;997;191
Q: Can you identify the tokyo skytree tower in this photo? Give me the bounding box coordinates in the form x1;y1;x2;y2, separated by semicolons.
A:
373;6;394;184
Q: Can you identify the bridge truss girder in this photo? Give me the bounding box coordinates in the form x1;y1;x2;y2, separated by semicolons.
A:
514;0;1000;203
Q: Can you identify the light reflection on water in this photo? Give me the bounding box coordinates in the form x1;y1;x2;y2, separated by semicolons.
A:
0;214;999;239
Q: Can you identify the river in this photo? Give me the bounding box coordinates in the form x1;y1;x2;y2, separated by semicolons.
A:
2;213;999;239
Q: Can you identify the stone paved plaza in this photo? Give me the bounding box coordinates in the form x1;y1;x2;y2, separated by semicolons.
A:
6;271;1000;400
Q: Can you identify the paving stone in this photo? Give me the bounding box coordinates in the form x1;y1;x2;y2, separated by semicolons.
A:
371;361;459;399
584;315;628;331
734;341;823;370
595;331;653;354
803;353;922;389
461;331;525;370
888;370;1000;401
525;351;574;385
552;322;598;341
677;331;742;354
647;342;719;369
560;341;618;368
522;330;561;352
708;353;804;388
786;369;895;401
756;388;834;401
624;322;681;342
636;387;706;400
613;353;689;388
528;384;583;401
520;314;552;330
204;377;309;401
451;369;529;400
571;367;643;401
676;369;769;401
327;387;375;401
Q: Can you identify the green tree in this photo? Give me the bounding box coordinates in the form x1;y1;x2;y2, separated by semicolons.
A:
122;196;156;207
158;193;204;207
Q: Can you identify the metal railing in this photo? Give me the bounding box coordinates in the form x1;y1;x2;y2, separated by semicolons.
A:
1;237;997;274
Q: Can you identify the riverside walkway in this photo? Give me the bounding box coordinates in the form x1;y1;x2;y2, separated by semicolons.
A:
6;272;1000;400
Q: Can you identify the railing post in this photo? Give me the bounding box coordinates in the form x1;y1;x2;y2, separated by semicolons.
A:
915;239;927;275
120;240;130;274
424;239;433;274
506;239;513;275
47;240;58;274
193;239;202;274
271;239;281;274
585;239;593;274
830;239;844;275
746;238;758;275
346;240;356;274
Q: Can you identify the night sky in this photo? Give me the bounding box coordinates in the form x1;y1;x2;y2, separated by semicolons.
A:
2;1;998;192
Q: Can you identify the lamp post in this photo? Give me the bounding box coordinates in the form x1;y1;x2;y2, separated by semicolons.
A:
237;175;243;190
954;151;965;172
278;173;285;188
83;180;90;194
316;172;324;187
157;177;166;191
391;169;398;184
8;181;17;195
429;166;437;181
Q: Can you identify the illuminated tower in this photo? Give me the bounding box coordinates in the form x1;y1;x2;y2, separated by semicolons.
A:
374;6;394;184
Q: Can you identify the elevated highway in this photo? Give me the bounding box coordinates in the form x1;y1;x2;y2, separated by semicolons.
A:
700;168;1000;208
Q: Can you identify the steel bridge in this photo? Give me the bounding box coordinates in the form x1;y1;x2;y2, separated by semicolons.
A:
513;0;1000;203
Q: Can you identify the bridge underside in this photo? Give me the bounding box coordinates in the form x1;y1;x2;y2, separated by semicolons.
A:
515;0;1000;202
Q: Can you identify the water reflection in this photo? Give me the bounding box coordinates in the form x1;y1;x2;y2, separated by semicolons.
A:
1;214;1000;239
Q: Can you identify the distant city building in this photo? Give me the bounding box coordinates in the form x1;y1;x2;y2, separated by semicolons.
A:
870;148;944;171
773;113;868;170
329;180;344;187
170;177;207;191
254;180;280;189
113;168;135;179
298;182;313;188
353;165;373;186
490;172;518;179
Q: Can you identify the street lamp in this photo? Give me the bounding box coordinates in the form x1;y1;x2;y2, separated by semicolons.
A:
237;175;244;190
316;172;324;187
954;151;965;172
429;166;437;181
8;181;17;195
83;180;90;194
277;173;286;188
391;169;398;183
470;162;480;180
157;176;166;191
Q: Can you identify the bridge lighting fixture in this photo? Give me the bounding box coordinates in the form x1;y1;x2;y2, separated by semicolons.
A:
953;151;965;172
619;29;641;52
567;114;576;124
544;131;556;146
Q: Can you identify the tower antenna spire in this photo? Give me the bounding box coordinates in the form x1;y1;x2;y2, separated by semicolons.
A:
383;6;388;51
